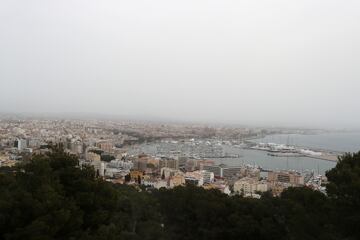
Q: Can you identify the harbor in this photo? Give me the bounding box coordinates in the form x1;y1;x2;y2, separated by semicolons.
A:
247;142;340;162
131;138;339;175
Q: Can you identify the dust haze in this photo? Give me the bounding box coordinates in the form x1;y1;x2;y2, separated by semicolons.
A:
1;0;359;128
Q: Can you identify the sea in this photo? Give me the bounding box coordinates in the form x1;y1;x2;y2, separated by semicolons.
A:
133;132;360;175
218;131;360;175
251;132;360;153
218;145;335;175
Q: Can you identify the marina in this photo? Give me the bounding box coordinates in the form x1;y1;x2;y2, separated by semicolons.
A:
130;137;341;175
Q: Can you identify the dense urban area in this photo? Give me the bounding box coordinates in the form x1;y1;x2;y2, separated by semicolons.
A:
0;117;359;240
0;117;333;198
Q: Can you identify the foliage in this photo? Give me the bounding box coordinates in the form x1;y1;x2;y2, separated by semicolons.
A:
326;152;360;239
88;149;104;155
0;148;359;240
100;155;115;162
0;146;164;240
146;163;155;169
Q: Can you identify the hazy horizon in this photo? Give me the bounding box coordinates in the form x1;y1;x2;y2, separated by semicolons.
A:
1;0;360;129
1;111;359;131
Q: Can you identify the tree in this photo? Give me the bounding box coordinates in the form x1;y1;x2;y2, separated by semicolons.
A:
101;154;115;162
147;163;155;169
1;147;360;240
88;149;103;155
124;173;131;182
0;146;164;240
326;151;360;239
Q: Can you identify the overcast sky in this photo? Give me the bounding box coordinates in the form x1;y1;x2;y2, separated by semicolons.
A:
0;0;359;128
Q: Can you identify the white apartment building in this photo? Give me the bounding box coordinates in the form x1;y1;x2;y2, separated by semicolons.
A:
234;177;268;195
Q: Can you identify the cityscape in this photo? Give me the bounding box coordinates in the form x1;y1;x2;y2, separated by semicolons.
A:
0;116;341;198
1;0;360;239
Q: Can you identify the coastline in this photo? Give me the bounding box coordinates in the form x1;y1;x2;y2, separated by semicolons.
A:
244;133;343;163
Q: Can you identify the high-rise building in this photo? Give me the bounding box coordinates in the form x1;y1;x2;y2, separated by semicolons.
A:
70;141;83;155
97;141;113;153
201;170;214;184
17;139;27;151
159;157;179;170
133;157;148;172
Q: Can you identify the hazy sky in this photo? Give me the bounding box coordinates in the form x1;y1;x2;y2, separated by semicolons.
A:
1;0;359;128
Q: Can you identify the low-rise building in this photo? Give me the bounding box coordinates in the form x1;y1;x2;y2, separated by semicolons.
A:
91;160;105;177
201;170;214;184
234;177;268;196
204;181;231;195
154;180;168;189
203;164;243;178
97;141;113;153
86;151;101;162
169;174;185;188
130;170;143;181
268;171;304;186
161;167;180;179
185;171;205;186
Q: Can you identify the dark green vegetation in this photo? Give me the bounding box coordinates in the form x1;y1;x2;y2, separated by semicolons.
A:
100;154;115;163
88;149;104;155
0;148;359;240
